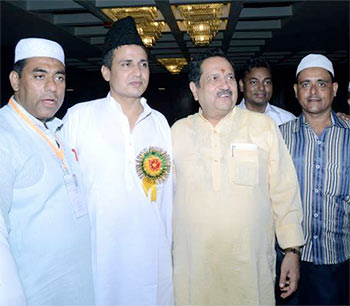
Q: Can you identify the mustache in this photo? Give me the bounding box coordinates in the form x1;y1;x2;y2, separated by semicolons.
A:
217;89;232;97
307;94;321;100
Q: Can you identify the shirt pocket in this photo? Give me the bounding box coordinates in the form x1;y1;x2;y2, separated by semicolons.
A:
325;162;350;198
230;143;259;186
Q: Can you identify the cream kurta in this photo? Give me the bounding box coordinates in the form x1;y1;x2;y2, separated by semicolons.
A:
172;107;304;305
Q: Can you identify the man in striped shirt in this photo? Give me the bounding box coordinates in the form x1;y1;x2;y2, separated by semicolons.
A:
279;54;350;305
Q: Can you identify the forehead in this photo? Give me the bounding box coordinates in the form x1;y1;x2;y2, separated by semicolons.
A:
201;56;233;75
246;67;271;79
23;57;65;72
297;67;332;81
113;44;148;60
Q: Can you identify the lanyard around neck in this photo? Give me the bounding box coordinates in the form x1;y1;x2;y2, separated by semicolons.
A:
9;97;68;172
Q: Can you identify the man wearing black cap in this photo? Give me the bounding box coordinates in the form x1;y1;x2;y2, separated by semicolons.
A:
63;17;173;305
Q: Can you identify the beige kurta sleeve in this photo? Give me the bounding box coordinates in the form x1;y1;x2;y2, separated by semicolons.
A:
267;121;304;249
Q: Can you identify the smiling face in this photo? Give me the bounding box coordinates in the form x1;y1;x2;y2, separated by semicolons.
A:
101;44;149;105
9;57;66;121
190;56;237;125
239;67;273;112
294;67;338;117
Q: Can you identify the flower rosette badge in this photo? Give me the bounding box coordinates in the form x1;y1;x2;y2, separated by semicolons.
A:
136;146;171;202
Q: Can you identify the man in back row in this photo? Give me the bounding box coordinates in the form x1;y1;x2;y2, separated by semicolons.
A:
237;57;295;126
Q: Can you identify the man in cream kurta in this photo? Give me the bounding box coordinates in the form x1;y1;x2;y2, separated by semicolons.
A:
172;49;304;305
63;17;173;305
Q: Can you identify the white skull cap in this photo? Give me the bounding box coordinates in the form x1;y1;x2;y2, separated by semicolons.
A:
296;54;334;77
15;38;65;66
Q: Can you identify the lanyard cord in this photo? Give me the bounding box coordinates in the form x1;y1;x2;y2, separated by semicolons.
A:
9;97;68;172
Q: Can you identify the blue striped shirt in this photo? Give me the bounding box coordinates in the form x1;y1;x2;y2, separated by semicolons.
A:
280;112;350;265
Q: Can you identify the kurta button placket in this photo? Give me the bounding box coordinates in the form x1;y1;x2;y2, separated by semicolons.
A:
212;129;221;191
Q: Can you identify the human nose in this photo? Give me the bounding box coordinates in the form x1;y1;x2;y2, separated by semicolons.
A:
220;77;230;89
45;76;57;92
258;82;265;91
133;64;142;76
309;82;318;94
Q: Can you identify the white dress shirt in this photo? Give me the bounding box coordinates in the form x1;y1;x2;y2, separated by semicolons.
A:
237;99;295;126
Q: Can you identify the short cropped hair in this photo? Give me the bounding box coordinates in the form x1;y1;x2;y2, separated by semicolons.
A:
103;49;114;69
189;48;234;87
12;59;27;78
240;57;272;81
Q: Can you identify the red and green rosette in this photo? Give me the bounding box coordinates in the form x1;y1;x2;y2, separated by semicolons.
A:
136;146;171;202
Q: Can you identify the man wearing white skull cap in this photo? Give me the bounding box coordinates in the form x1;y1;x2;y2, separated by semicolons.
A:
279;54;350;305
0;38;94;305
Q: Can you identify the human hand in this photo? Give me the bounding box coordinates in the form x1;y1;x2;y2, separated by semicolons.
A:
279;252;300;299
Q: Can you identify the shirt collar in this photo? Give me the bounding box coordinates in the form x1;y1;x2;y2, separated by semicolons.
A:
240;98;271;114
294;111;348;133
107;92;152;121
9;96;63;132
198;106;236;129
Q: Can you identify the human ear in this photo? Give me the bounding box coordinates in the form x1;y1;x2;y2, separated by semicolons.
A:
293;84;298;98
9;71;20;92
332;82;338;97
101;65;111;82
239;79;244;93
189;82;199;101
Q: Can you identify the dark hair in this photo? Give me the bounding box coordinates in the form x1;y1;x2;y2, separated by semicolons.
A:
103;49;114;69
12;59;27;78
240;57;272;81
102;45;149;70
189;48;234;87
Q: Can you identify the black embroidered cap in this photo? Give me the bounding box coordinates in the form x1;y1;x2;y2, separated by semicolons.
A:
104;16;145;54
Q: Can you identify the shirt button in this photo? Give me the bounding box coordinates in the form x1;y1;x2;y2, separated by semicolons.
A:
313;235;318;239
317;141;322;145
315;189;319;193
314;213;319;218
315;164;320;169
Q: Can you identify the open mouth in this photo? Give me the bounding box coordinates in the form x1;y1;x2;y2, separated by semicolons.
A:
129;80;143;87
41;98;58;109
217;90;232;98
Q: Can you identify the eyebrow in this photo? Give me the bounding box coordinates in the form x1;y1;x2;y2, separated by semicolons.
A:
32;68;47;73
299;79;329;83
118;59;148;64
206;72;219;79
118;59;132;64
248;77;271;80
32;68;66;75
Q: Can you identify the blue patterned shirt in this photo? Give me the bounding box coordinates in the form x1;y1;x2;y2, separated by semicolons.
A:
280;112;350;265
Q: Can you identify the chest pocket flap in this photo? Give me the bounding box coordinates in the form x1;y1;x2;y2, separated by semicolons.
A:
230;143;259;186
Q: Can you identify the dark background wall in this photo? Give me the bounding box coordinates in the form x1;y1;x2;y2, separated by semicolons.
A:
1;0;349;123
1;55;348;125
